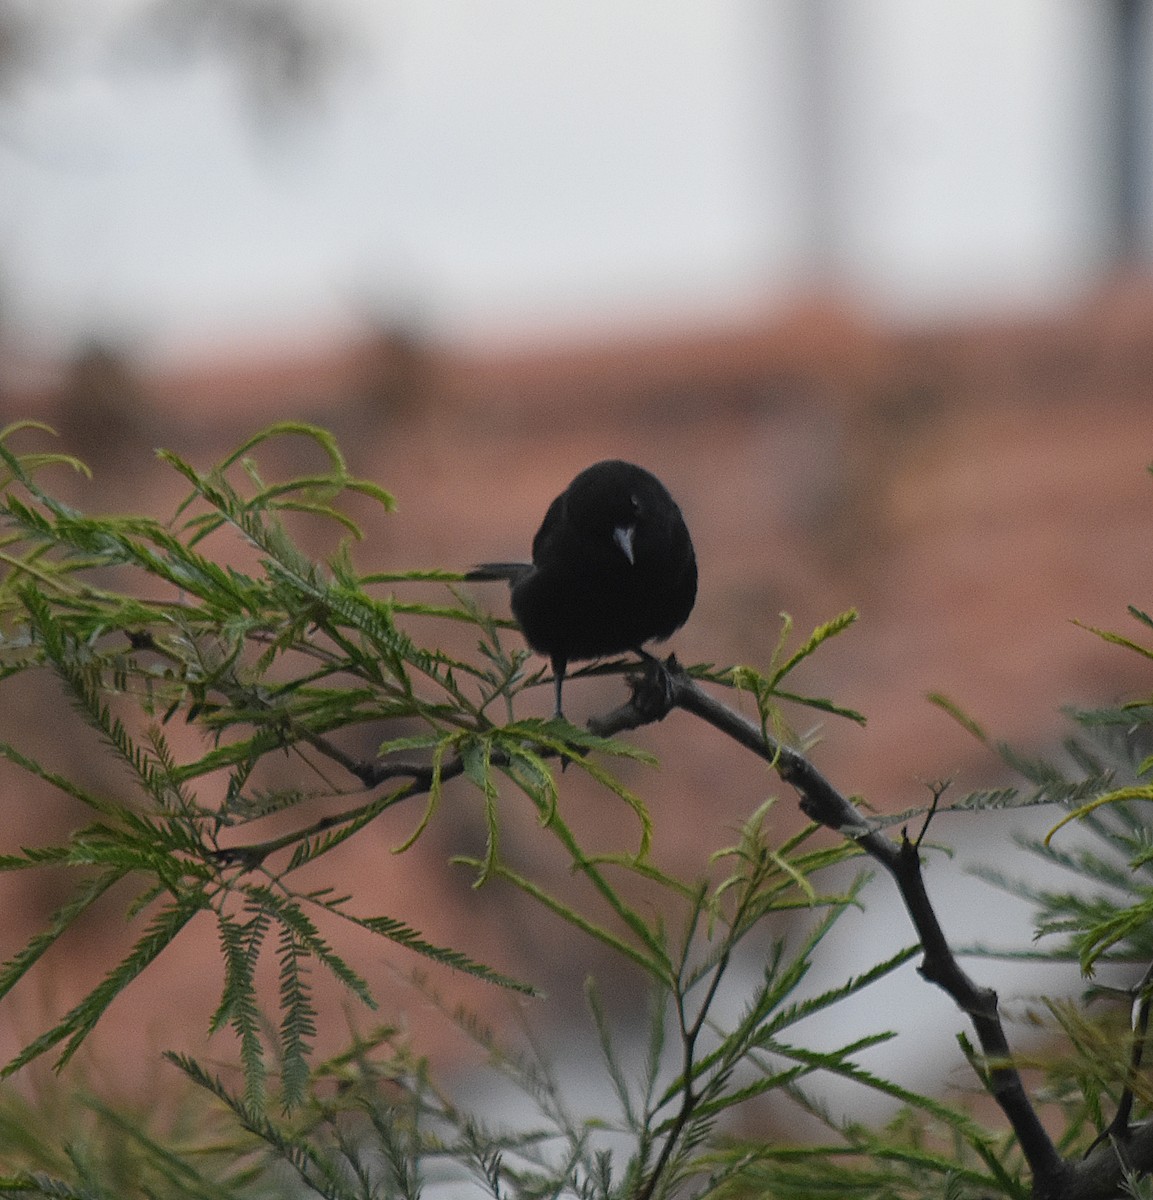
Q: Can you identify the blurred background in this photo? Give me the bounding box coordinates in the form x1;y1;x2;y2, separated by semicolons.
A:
2;0;1153;1137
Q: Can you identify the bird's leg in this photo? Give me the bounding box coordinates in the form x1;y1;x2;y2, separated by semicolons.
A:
551;655;569;720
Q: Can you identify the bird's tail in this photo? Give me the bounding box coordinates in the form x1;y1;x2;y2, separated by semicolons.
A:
465;562;533;584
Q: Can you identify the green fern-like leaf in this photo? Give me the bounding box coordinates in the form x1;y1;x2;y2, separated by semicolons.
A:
3;890;209;1077
275;922;317;1111
246;888;375;1012
211;908;271;1111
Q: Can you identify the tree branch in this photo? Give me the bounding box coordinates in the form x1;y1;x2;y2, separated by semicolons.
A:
207;649;1150;1197
588;657;1153;1199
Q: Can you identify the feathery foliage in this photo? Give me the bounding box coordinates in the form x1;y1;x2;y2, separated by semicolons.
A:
2;423;1152;1200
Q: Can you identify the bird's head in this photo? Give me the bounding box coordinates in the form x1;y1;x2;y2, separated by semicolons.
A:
563;461;660;565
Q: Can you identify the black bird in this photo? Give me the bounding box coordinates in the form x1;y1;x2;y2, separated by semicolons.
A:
469;459;697;717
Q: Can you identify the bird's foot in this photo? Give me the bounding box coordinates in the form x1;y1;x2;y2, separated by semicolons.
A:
628;651;679;722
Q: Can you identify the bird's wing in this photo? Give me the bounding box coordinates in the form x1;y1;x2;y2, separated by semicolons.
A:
529;491;568;563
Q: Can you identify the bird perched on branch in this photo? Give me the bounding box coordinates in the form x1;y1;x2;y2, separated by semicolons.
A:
469;459;697;718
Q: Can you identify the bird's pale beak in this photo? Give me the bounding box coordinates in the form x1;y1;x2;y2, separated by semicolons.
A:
613;524;636;564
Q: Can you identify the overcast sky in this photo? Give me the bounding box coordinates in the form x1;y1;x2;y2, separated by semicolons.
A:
0;0;1128;360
